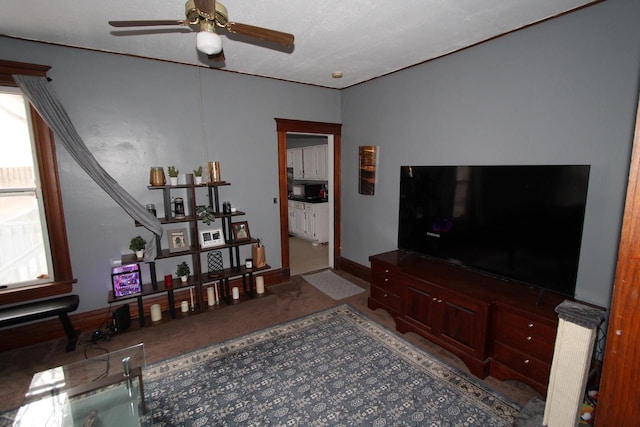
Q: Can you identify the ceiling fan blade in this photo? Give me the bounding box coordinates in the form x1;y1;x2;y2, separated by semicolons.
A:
108;20;187;28
225;22;294;46
208;49;225;62
194;0;216;19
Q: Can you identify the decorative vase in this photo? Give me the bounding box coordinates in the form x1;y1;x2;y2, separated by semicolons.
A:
208;161;221;182
135;250;144;260
194;176;202;185
149;167;166;186
169;176;178;186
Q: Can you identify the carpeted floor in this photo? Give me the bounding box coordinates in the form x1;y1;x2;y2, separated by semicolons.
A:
143;304;520;425
0;270;542;423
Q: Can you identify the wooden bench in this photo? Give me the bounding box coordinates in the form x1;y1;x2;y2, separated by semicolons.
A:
0;294;80;352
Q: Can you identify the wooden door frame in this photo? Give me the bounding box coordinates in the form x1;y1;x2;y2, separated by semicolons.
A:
596;96;640;424
275;118;342;280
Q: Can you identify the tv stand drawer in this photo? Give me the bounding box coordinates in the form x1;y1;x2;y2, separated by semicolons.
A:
492;341;551;387
370;284;401;312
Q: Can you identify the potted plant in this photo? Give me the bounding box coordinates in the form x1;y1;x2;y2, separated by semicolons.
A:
193;166;203;185
196;205;216;225
167;166;179;186
176;261;190;282
129;235;146;259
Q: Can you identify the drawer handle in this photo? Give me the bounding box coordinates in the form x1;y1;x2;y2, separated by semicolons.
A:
526;336;532;341
437;299;442;303
385;269;389;273
524;359;530;364
528;323;534;328
384;293;388;298
433;297;437;301
384;278;389;282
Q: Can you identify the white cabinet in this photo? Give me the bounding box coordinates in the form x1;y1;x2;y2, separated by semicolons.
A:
310;202;329;243
288;204;295;233
291;201;306;236
288;148;304;180
286;149;294;169
302;145;328;181
287;145;327;181
288;201;329;243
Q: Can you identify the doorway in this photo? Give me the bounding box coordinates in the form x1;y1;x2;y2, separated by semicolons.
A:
287;134;330;276
276;119;342;280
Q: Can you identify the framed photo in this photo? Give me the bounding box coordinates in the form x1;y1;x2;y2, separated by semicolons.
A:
359;145;378;195
232;221;251;242
111;264;142;297
199;228;225;248
168;228;189;253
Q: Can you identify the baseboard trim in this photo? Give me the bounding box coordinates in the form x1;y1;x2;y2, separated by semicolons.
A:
0;263;368;352
0;268;285;352
335;256;370;282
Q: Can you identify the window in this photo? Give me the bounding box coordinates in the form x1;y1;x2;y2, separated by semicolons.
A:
0;60;74;303
0;88;53;287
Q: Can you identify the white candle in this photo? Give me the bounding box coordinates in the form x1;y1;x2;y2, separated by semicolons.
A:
181;300;189;312
190;288;194;308
232;286;240;300
214;282;219;304
150;304;162;322
207;286;215;306
256;276;265;294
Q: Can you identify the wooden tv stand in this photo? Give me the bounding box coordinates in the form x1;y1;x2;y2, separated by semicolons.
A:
369;250;568;396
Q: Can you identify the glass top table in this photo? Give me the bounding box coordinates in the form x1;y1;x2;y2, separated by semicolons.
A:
13;343;149;427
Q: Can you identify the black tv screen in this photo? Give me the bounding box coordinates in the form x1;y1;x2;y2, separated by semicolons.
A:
398;165;590;297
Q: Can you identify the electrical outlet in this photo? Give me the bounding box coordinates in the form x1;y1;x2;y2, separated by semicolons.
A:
273;197;278;204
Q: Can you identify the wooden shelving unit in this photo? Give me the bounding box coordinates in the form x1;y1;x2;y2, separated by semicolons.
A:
108;174;269;326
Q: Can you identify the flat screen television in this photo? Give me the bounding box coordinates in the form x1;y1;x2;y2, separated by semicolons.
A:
398;165;590;297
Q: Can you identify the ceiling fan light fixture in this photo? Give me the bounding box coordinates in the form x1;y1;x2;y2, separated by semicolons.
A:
196;30;223;55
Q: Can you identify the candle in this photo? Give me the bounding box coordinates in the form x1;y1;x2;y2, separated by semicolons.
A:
232;286;240;300
256;276;265;295
164;274;173;289
189;288;194;309
214;282;220;304
181;301;189;313
150;304;162;322
207;287;215;306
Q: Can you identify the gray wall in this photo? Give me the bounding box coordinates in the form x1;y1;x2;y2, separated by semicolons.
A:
1;0;638;313
340;0;640;307
0;38;340;312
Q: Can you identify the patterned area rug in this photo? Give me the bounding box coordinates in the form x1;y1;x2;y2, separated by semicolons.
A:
144;304;521;425
302;270;366;300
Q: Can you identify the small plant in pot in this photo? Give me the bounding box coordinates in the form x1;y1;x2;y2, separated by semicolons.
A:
167;166;179;185
196;205;216;225
129;235;146;260
193;166;203;185
176;261;190;283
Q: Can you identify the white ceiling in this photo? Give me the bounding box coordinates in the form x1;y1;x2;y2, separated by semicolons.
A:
1;0;599;89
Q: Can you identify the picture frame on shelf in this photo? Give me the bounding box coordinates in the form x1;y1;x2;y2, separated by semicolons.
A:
111;264;142;297
231;221;251;242
168;228;189;253
199;228;225;249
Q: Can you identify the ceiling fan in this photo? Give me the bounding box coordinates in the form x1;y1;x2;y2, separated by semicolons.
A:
108;0;295;62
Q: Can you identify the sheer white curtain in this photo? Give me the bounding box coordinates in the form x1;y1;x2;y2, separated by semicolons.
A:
14;75;162;261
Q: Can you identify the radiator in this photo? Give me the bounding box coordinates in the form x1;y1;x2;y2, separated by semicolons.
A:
543;300;604;427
